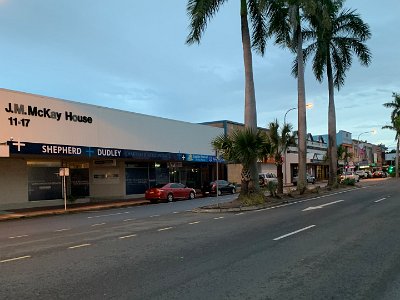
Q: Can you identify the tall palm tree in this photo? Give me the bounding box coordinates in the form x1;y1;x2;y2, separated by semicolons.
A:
186;0;270;192
382;92;400;178
212;128;270;195
267;119;296;193
268;0;331;193
301;1;371;187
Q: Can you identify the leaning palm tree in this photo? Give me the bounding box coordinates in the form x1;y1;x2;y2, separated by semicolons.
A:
212;128;270;196
268;0;332;193
301;1;371;187
382;92;400;178
186;0;270;192
267;119;296;194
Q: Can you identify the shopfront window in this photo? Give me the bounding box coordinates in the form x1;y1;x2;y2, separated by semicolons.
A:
27;161;62;201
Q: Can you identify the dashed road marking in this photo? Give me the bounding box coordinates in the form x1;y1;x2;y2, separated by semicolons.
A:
9;235;28;239
157;227;173;232
374;197;386;203
150;215;160;218
0;255;31;263
235;212;245;215
68;243;91;249
214;217;224;220
88;212;130;219
123;218;135;222
91;223;106;227
188;221;200;225
273;225;316;241
119;234;137;239
55;228;70;232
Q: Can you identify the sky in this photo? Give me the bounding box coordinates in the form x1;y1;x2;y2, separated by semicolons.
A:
0;0;399;150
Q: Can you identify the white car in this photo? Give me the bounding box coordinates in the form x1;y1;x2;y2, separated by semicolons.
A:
340;171;360;182
355;170;367;179
259;173;278;186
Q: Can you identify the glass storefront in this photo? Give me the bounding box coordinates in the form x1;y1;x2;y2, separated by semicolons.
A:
28;161;62;201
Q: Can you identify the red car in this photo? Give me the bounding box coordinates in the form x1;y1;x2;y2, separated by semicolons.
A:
145;183;196;203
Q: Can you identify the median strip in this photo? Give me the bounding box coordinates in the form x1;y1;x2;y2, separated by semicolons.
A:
273;225;316;241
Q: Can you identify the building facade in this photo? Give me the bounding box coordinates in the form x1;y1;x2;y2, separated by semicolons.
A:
0;89;223;209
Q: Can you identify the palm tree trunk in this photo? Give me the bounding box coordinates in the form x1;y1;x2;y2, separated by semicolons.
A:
327;54;338;187
277;163;284;194
241;0;259;192
396;137;399;178
295;14;307;193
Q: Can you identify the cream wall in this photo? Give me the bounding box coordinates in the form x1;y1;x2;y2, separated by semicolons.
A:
89;160;126;199
0;89;223;155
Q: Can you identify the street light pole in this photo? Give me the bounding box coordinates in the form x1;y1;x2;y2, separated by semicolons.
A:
283;103;313;186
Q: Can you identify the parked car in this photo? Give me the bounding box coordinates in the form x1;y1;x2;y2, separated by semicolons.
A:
355;170;367;179
259;173;278;186
364;170;373;178
145;183;196;203
340;171;360;182
209;180;236;196
292;174;316;186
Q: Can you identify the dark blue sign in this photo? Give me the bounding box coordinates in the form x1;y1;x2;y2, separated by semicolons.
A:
8;141;221;162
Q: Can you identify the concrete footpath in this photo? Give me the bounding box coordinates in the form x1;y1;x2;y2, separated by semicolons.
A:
0;198;150;222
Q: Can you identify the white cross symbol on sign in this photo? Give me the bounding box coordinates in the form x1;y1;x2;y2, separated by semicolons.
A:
182;155;186;160
12;140;26;151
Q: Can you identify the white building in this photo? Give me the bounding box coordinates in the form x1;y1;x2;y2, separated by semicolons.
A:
0;89;223;209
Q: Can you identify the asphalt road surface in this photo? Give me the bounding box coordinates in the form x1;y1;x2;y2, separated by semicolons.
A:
1;178;399;299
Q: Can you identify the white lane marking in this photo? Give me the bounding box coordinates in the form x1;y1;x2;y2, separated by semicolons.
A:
119;234;137;239
68;243;91;249
374;197;387;203
91;223;106;227
273;225;316;241
189;221;200;225
157;227;173;232
55;228;70;232
173;211;180;214
235;212;245;215
88;212;130;219
123;218;135;222
150;215;160;218
0;255;31;263
214;217;224;220
302;200;344;211
9;235;28;239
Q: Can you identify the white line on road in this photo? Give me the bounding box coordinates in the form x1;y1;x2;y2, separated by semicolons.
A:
213;217;224;220
302;200;344;211
273;225;316;241
0;255;31;263
8;234;28;239
374;197;386;203
173;211;180;214
123;218;135;222
88;212;130;219
55;228;70;232
119;234;137;239
235;212;245;215
157;227;173;232
68;243;91;249
188;221;200;225
150;214;160;218
91;223;106;227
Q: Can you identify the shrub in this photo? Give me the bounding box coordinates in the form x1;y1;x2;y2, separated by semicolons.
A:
239;192;265;206
267;181;278;197
341;178;355;186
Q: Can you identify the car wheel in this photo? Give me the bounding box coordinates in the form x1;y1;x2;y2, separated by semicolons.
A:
217;189;222;196
188;191;195;200
231;187;236;194
167;193;174;202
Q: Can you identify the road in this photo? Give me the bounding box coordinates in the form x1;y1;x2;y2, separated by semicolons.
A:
1;178;399;299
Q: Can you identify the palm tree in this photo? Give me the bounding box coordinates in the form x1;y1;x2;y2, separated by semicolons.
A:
268;0;332;193
382;92;400;178
186;0;270;192
212;128;270;195
267;119;296;194
301;1;371;187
